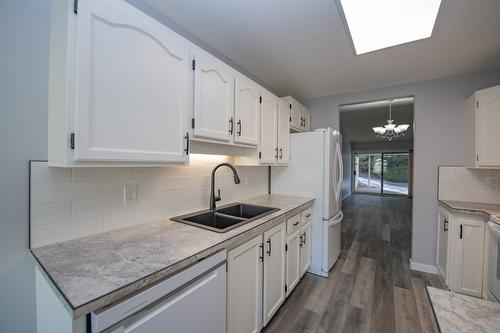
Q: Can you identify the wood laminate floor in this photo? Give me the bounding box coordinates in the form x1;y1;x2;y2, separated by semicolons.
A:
263;194;444;333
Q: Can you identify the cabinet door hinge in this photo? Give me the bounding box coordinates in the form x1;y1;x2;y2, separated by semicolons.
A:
477;154;479;162
289;116;292;122
259;96;262;103
285;244;288;251
477;101;479;108
70;133;75;150
73;0;78;14
225;263;228;272
289;104;292;110
259;152;262;159
191;118;195;129
192;59;196;71
285;285;288;293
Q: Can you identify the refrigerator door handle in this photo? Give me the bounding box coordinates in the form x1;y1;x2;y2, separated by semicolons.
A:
335;142;343;202
327;212;343;226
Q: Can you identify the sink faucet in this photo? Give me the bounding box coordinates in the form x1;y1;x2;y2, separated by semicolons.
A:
210;163;241;210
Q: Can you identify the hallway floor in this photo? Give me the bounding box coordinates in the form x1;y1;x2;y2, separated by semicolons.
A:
263;194;444;333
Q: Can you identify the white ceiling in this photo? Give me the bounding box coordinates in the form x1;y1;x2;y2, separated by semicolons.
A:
340;103;414;144
142;0;500;101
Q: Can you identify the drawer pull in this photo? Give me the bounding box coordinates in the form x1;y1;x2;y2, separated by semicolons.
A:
306;213;311;218
293;221;299;226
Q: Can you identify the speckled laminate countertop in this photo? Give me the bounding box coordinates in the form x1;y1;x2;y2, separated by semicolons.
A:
427;286;500;333
31;194;314;318
438;200;500;222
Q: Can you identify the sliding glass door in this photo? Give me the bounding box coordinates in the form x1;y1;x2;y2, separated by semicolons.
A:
354;152;409;196
382;153;409;195
354;153;382;193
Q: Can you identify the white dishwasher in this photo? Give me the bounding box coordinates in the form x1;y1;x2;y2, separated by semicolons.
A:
91;251;227;333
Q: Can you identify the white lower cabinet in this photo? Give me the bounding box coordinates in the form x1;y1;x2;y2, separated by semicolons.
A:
227;235;263;333
263;223;287;326
437;204;486;298
286;229;301;297
436;207;451;285
300;222;312;276
451;215;485;297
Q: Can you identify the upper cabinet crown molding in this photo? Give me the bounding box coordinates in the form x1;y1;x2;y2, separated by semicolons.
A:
467;84;500;168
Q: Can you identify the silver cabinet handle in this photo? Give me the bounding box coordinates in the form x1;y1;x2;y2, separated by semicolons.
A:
303;232;306;245
444;219;448;232
299;234;303;248
306;213;311;218
237;120;242;136
229;117;234;135
279;148;283;159
266;238;272;256
293;221;299;226
275;147;278;158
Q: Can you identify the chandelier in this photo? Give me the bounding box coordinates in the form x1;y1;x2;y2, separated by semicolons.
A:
372;99;410;142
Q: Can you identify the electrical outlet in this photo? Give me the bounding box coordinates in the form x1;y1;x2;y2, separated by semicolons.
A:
123;184;137;205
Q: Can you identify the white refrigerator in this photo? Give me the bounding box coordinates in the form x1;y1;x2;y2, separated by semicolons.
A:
271;128;343;277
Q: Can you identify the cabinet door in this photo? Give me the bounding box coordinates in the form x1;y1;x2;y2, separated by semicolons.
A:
227;235;263;333
300;222;312;276
476;86;500;167
74;0;189;162
235;74;260;146
263;222;286;326
260;92;278;164
289;99;302;131
436;209;450;285
452;217;484;297
302;108;311;132
286;230;301;296
277;99;290;165
193;47;234;142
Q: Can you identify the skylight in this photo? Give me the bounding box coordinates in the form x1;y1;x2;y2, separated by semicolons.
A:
338;0;441;55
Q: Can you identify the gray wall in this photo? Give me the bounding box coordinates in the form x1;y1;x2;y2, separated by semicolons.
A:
307;69;500;267
1;1;51;332
0;1;274;332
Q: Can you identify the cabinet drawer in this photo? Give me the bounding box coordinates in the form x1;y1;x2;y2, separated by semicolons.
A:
286;214;301;236
301;208;312;226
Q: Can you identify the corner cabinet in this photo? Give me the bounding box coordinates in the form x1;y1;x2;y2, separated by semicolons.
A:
467;84;500;168
49;0;190;166
437;204;486;298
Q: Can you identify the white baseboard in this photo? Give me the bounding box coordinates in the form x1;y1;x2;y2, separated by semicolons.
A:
410;259;438;274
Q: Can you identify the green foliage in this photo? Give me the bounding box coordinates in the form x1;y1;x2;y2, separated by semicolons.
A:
356;153;408;183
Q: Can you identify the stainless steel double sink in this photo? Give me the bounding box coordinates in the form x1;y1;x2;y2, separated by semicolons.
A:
171;203;280;233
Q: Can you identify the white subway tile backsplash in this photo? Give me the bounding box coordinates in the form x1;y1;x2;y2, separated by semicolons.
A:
30;162;71;182
438;166;500;205
31;202;71;226
31;182;104;204
31;217;103;248
30;161;267;247
72;168;133;181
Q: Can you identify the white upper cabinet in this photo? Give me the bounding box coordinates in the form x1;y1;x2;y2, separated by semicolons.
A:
234;74;261;146
260;91;279;164
49;0;190;166
277;99;290;164
281;96;311;133
192;47;235;143
302;107;311;132
467;85;500;168
472;85;500;167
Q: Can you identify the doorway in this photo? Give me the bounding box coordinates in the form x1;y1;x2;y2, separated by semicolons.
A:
353;152;410;196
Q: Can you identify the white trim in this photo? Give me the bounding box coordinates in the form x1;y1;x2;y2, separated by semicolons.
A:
410;259;438;274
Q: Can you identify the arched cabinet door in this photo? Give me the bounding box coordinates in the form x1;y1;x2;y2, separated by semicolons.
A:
235;74;261;146
74;0;190;162
192;47;235;142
